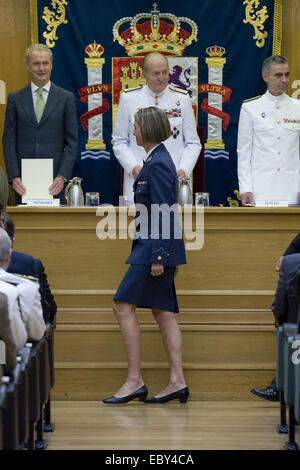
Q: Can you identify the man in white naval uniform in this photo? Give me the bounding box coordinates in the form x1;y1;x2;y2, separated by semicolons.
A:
112;52;201;205
237;55;300;206
0;228;45;343
0;280;27;351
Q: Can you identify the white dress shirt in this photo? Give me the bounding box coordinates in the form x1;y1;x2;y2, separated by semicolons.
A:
31;81;51;112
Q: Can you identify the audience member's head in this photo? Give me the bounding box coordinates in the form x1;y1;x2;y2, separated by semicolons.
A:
2;213;15;243
0;204;3;229
0;227;12;270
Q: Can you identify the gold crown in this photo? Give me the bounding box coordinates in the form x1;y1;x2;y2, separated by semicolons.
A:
206;45;226;57
85;41;104;58
113;3;198;57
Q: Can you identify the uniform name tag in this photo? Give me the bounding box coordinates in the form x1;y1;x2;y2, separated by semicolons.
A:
255;199;288;207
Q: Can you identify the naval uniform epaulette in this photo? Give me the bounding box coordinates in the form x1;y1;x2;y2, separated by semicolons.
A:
243;95;261;103
14;273;39;282
169;85;188;95
123;85;143;93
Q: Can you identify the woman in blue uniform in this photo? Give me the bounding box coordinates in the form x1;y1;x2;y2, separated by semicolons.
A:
103;107;188;404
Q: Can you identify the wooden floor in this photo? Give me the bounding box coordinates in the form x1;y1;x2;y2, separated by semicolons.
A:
45;400;299;450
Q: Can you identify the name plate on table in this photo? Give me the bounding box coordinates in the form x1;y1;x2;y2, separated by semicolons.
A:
26;199;60;206
255;199;288;207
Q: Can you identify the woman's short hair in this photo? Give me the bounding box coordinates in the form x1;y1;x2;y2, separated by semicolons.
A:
134;107;171;143
2;213;15;242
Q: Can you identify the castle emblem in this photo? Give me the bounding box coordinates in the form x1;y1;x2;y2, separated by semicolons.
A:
120;61;146;94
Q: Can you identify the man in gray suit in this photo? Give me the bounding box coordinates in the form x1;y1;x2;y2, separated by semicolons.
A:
2;43;78;201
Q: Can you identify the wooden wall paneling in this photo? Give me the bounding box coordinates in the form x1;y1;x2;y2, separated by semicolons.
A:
0;0;31;170
282;0;300;97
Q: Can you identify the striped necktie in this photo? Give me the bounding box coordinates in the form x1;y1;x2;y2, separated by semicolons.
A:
35;87;45;123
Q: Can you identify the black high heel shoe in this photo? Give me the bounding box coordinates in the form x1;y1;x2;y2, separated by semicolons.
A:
103;385;148;404
144;387;189;404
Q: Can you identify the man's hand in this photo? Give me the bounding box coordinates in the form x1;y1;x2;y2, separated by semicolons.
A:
240;192;254;206
177;169;186;180
49;176;65;195
276;256;283;272
12;177;26;196
151;263;164;277
132;165;142;180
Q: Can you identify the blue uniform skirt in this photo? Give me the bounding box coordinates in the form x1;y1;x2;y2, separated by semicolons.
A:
114;264;179;313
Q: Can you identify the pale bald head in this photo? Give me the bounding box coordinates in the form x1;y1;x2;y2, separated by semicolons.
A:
142;52;170;94
0;227;11;268
142;52;169;75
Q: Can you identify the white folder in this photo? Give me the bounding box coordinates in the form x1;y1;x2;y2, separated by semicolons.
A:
21;158;53;203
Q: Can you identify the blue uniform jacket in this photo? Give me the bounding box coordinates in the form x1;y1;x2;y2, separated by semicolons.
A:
126;143;186;267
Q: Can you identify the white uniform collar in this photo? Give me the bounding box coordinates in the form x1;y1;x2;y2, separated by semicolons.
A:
265;89;286;104
145;84;168;98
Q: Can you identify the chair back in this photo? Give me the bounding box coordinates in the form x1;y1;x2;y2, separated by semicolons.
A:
287;271;300;326
0;381;8;450
2;369;20;449
297;284;300;334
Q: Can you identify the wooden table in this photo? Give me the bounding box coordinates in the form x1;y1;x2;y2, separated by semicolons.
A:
7;206;300;310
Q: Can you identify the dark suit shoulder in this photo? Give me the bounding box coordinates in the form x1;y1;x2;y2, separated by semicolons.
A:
147;148;177;189
7;250;35;277
10;250;34;265
8;84;31;99
33;257;45;277
149;144;175;167
284;232;300;255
